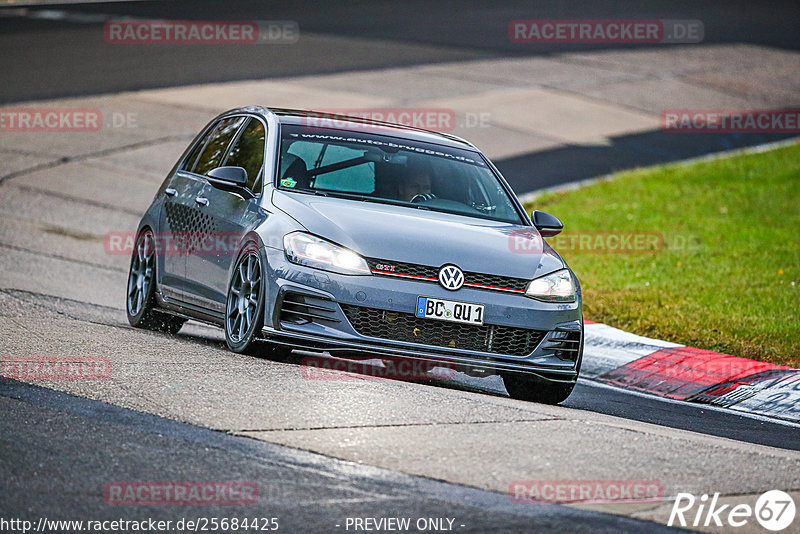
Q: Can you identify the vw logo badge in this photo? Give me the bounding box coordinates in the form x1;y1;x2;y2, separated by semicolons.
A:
438;264;464;291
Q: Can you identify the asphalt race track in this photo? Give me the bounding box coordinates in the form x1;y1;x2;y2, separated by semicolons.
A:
0;288;797;531
1;379;689;534
1;1;799;188
1;2;799;533
2;0;799;102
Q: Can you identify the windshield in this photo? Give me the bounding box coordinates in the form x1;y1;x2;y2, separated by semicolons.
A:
276;125;525;224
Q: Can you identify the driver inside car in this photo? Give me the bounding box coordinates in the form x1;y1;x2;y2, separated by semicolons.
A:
398;161;435;202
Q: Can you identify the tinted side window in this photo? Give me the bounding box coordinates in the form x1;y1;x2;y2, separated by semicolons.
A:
182;131;208;172
192;116;245;176
224;118;266;191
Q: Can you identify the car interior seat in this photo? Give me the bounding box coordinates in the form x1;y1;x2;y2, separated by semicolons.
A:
373;161;402;199
280;154;312;189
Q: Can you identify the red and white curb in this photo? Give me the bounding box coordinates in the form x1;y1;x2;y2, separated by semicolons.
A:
582;320;800;424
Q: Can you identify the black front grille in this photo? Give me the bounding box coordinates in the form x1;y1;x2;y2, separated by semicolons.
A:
341;304;546;356
367;259;438;279
465;271;528;292
366;258;529;293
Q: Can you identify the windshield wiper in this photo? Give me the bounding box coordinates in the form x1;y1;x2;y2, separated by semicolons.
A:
315;189;381;202
283;188;328;197
283;188;430;212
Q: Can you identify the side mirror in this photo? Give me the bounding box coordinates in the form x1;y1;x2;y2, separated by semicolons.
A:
207;166;248;187
531;210;563;237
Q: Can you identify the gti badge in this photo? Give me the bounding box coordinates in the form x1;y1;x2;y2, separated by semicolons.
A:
438;264;464;290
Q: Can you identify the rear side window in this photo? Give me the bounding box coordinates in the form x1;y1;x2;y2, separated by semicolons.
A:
224;118;266;192
183;131;208;171
191;116;245;175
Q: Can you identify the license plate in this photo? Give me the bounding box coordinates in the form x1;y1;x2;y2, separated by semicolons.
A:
415;296;484;325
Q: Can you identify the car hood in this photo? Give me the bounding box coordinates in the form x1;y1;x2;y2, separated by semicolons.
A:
272;190;565;279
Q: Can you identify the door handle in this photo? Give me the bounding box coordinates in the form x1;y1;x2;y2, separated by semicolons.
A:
195;196;209;207
165;188;177;197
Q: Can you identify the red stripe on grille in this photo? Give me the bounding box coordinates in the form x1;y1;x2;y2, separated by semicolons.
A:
463;282;525;293
372;270;525;293
371;270;438;282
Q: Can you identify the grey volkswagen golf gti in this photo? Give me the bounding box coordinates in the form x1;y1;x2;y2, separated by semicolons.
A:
126;106;583;403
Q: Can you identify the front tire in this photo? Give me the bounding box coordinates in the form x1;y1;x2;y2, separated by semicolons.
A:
502;373;575;404
224;243;293;359
126;228;186;334
225;243;266;354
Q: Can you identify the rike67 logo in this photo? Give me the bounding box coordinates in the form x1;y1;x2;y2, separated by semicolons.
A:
669;490;796;531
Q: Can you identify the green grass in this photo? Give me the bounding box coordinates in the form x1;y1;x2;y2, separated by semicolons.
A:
525;142;800;367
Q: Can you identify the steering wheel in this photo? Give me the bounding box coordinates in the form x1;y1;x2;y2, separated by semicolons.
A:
410;193;437;203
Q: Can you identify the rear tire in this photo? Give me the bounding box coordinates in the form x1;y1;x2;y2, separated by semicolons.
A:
502;373;575;404
126;228;186;334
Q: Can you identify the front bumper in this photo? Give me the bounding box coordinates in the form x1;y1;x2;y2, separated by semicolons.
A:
261;248;583;382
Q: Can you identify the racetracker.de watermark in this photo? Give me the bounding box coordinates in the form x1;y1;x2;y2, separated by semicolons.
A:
510;480;664;504
103;20;299;44
1;356;111;380
661;109;800;133
105;231;281;256
0;108;137;132
104;481;258;505
300;356;457;382
509;230;702;254
509;19;703;44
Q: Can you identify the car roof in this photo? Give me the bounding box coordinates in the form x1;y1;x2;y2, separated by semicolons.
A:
225;106;479;151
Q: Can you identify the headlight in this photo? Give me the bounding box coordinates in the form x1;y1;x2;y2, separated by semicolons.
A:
525;269;576;302
283;232;371;275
